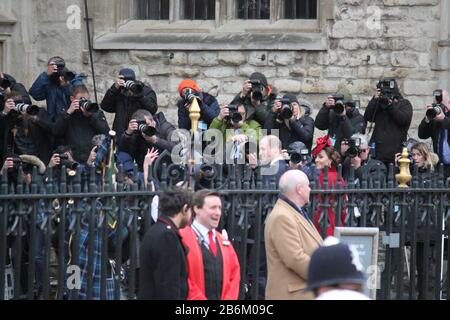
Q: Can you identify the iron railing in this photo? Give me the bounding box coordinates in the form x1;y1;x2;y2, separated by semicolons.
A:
0;162;449;300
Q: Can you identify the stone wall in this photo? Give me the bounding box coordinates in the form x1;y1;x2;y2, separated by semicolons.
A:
4;0;450;144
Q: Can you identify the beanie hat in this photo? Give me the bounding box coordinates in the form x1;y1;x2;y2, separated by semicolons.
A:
178;79;201;97
119;68;136;81
249;72;268;88
283;94;299;105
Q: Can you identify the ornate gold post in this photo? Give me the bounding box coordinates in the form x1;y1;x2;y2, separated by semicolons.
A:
187;97;201;191
395;147;412;188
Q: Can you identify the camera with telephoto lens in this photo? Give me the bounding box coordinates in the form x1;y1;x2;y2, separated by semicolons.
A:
426;89;444;120
377;79;398;107
123;78;144;96
53;62;75;83
250;80;264;102
226;105;243;126
57;154;79;170
0;78;11;90
14;102;39;116
137;120;157;137
278;98;293;120
289;149;309;165
330;94;345;114
79;98;99;113
345;137;362;158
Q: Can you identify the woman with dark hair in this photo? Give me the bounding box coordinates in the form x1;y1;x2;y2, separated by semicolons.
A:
311;135;347;237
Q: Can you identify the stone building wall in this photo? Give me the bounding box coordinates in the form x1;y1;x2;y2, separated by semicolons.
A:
2;0;450;143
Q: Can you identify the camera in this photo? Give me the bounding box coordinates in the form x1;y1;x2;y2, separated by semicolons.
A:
377;79;398;106
79;98;99;113
278;98;293;120
123;78;144;95
226;105;243;126
0;78;11;90
183;88;199;104
427;89;444;120
137;120;157;137
426;103;442;120
345;137;361;158
330;94;345;114
250;80;264;102
14;103;39;116
289;149;309;165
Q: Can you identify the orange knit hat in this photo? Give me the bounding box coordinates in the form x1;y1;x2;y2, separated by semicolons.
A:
178;79;201;97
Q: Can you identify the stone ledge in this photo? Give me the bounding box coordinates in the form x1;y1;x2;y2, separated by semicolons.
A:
93;32;327;51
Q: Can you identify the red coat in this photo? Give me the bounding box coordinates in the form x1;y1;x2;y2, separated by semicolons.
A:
313;167;347;237
180;226;241;300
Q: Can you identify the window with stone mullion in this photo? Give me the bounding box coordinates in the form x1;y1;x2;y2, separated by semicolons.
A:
236;0;270;19
282;0;317;19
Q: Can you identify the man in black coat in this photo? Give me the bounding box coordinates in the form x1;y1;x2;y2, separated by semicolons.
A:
0;72;33;162
100;68;157;139
53;85;110;164
364;79;413;167
418;89;450;179
264;94;314;151
315;92;366;149
117;109;177;171
139;187;192;300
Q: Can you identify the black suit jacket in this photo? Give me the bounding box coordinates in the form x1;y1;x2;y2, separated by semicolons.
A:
139;217;188;300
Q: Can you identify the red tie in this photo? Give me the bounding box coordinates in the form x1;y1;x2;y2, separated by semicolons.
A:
208;230;217;256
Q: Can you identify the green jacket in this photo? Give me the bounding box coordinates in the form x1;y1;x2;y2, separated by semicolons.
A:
209;117;262;145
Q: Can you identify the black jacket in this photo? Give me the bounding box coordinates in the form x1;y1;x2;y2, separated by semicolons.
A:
53;110;110;163
0;74;32;161
364;98;413;163
139;217;188;300
100;83;157;137
177;92;220;130
418;110;450;159
264;105;315;151
343;156;387;182
117;112;177;171
0;108;54;164
315;105;366;148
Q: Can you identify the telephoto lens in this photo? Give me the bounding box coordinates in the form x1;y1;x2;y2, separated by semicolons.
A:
124;80;144;95
138;122;157;137
14;103;39;116
426;104;442;120
79;98;99;113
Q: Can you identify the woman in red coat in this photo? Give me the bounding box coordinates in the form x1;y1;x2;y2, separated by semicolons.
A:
311;135;347;237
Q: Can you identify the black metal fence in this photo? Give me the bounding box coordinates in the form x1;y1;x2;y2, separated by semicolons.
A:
0;162;449;300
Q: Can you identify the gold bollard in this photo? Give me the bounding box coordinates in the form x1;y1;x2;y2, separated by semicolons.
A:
395;147;412;188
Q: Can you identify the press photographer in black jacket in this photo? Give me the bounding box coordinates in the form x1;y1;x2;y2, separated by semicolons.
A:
118;109;177;172
418;89;450;179
315;91;366;149
364;79;413;167
101;68;157;140
264;94;314;151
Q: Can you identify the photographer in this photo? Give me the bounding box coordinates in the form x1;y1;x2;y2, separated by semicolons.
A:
177;79;220;131
418;89;450;179
315;90;366;149
342;134;386;183
118;109;177;172
364;78;413;167
53;85;110;165
29;56;85;122
0;91;54;165
101;68;157;139
209;103;261;162
230;72;277;125
285;141;314;177
264;94;314;151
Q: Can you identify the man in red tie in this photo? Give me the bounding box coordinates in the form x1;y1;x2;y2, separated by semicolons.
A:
180;190;241;300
